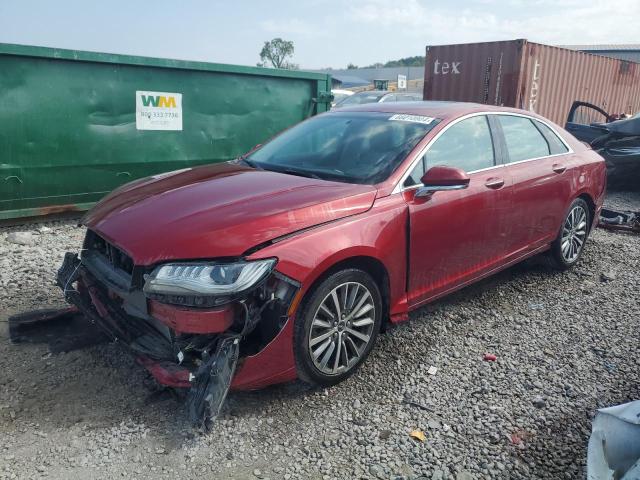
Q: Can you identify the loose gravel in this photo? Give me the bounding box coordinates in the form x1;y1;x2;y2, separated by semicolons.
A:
1;191;639;480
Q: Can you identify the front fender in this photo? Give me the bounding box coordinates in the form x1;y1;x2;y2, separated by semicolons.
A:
247;194;410;321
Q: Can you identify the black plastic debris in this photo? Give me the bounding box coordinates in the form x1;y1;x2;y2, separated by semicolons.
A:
8;307;108;353
187;336;240;429
599;208;640;234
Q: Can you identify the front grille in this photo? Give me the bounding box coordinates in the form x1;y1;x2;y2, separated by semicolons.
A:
85;230;134;275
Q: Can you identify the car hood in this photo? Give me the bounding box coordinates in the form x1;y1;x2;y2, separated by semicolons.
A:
83;163;377;265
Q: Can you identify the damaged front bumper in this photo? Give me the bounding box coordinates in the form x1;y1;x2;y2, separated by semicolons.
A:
56;244;299;427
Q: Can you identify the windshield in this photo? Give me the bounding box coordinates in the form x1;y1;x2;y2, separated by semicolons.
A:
332;92;351;103
339;92;387;106
247;112;439;184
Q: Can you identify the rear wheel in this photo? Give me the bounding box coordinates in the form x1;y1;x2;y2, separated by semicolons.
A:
294;269;382;387
550;198;590;270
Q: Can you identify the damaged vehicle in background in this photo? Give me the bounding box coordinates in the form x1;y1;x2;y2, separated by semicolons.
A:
565;101;640;190
57;102;606;427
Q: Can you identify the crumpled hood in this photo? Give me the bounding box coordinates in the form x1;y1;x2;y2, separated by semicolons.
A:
83;163;377;265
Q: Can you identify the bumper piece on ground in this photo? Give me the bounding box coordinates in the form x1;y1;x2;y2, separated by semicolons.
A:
599;208;640;233
8;306;108;353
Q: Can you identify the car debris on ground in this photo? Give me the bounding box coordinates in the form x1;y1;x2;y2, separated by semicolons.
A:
599;207;640;234
588;400;640;480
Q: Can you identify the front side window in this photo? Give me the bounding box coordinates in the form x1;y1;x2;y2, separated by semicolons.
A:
498;115;552;162
248;112;439;185
570;104;609;125
404;115;495;186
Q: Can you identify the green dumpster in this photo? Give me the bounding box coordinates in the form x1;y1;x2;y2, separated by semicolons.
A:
0;44;332;221
373;79;389;90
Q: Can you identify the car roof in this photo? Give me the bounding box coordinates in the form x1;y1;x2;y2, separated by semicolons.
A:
351;90;391;95
333;101;545;122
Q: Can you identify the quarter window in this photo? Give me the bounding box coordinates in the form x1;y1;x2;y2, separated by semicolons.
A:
533;120;569;155
498;115;552;162
404;115;495;186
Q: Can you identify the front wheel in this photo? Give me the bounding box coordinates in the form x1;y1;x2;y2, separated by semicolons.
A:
294;269;382;387
550;198;591;270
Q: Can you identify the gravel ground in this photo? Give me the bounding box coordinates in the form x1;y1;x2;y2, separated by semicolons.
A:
1;191;639;480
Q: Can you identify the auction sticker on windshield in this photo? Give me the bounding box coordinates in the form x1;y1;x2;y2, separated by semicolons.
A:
136;91;183;131
389;114;435;124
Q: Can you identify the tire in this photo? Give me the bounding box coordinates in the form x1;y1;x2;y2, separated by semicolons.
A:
550;197;591;270
294;268;382;387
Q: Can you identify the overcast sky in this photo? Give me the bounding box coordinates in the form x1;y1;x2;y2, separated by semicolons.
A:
1;0;638;69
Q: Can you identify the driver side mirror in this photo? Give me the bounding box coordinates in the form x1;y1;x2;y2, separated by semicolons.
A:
415;166;470;198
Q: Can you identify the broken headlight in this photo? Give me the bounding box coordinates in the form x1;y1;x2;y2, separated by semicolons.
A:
143;258;277;307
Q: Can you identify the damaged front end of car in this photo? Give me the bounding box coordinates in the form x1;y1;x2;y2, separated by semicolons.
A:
56;230;299;428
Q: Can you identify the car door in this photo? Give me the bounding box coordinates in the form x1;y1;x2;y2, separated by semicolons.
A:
565;101;612;144
495;114;574;256
402;114;512;307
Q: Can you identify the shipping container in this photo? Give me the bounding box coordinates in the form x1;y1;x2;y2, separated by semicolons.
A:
423;39;640;125
0;43;332;221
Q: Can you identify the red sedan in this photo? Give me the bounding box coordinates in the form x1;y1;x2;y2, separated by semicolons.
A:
57;102;606;425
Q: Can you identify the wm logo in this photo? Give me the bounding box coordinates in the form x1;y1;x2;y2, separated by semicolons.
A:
140;95;177;108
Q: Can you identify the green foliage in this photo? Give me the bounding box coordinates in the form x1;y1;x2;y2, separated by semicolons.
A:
358;55;425;69
258;38;299;69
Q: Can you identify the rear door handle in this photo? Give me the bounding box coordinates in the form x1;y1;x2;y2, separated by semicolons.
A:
552;164;566;174
484;177;505;189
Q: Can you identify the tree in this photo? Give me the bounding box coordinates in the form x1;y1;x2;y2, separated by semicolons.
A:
347;63;358;70
258;38;298;69
362;55;425;69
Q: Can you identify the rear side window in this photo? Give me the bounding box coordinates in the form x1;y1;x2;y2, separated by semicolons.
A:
533;120;569;155
498;115;550;162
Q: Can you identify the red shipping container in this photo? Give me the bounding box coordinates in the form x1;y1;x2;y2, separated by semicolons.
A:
423;39;640;125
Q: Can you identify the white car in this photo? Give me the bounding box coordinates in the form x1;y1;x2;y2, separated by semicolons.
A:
332;90;422;109
331;89;354;108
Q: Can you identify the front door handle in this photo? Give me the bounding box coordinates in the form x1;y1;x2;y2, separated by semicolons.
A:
484;177;505;189
552;164;566;174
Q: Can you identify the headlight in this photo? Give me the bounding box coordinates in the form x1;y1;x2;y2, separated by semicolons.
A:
143;258;277;306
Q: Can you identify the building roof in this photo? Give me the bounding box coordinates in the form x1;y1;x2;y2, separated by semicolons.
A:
331;74;370;88
561;44;640;51
316;66;425;82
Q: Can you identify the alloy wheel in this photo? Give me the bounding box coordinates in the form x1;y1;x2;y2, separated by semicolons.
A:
561;204;588;263
308;282;376;375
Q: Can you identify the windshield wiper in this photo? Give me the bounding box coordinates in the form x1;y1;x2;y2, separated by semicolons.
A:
237;156;262;169
256;163;323;179
278;168;322;180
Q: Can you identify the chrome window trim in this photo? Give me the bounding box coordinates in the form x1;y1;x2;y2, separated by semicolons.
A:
392;111;574;194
